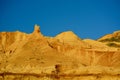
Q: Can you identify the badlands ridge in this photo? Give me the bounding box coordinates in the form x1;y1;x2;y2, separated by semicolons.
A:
0;25;120;80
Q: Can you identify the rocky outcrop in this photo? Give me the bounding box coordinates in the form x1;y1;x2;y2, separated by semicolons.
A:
0;25;120;80
0;31;27;54
98;30;120;41
98;31;120;48
31;24;43;38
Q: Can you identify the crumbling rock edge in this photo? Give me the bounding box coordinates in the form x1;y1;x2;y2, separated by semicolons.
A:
0;25;120;80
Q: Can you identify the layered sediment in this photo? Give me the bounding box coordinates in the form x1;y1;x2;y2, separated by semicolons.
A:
0;25;120;80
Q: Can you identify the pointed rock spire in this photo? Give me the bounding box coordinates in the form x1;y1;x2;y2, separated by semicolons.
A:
32;24;43;38
33;24;40;34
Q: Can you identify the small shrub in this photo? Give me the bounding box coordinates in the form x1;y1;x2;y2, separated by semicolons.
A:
100;37;120;42
107;43;120;47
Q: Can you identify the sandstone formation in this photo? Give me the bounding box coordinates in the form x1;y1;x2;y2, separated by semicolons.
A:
0;25;120;80
98;30;120;48
98;30;120;41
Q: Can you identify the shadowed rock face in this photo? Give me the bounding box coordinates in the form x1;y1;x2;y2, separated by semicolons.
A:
98;30;120;48
0;25;120;80
98;30;120;41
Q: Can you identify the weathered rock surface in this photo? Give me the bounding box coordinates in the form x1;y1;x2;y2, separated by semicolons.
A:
98;30;120;41
98;30;120;48
0;25;120;80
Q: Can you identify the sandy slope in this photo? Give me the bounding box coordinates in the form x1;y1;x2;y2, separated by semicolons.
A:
0;25;120;80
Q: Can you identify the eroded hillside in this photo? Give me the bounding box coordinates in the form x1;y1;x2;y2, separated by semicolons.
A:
98;31;120;48
0;25;120;80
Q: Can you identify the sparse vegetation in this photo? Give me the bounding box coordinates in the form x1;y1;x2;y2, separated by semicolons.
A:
106;42;120;47
1;26;120;80
100;37;120;42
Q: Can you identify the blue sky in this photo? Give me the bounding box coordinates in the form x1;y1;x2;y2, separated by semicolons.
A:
0;0;120;39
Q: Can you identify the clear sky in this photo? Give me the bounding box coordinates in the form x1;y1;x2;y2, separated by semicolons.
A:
0;0;120;39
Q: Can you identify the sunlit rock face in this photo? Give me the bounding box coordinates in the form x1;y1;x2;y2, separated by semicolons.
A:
0;25;120;80
98;30;120;48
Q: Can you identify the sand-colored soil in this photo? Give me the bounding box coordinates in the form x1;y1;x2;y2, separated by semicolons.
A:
0;25;120;80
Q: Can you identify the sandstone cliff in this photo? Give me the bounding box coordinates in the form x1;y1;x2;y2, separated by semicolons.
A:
0;25;120;80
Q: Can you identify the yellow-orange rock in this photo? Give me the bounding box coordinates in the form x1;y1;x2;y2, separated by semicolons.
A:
0;25;120;80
